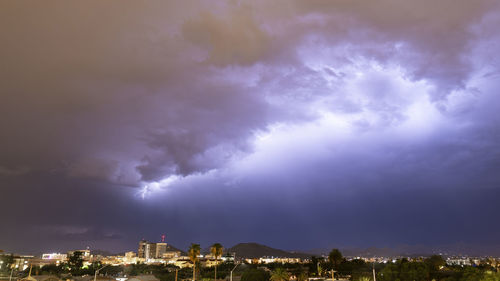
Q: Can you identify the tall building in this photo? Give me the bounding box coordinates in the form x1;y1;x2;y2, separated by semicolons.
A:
138;240;148;258
138;240;166;259
145;243;157;259
156;243;167;258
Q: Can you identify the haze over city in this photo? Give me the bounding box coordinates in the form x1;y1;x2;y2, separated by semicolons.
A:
1;0;500;257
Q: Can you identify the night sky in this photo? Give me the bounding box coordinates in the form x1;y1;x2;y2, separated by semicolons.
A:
1;1;500;255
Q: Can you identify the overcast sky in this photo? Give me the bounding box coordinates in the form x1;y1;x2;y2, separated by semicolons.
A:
1;0;500;255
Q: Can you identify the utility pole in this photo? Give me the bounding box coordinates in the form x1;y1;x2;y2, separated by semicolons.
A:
372;263;376;281
175;268;178;281
230;263;240;281
94;264;109;281
9;267;14;281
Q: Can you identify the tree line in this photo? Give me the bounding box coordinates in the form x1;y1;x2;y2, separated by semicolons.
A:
2;247;500;281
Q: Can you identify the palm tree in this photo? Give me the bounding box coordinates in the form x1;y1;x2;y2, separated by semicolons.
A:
210;243;224;281
270;268;289;281
188;243;201;281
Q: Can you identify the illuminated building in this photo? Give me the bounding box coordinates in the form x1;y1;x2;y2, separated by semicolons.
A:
67;249;90;259
145;243;156;259
42;253;67;261
138;240;148;259
138;240;168;260
155;243;167;258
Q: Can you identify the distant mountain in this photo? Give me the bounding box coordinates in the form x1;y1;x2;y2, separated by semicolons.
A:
227;243;311;259
166;244;187;255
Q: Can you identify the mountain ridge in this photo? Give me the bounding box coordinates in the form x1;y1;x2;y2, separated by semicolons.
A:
226;242;311;259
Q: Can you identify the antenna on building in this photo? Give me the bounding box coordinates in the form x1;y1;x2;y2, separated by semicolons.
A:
161;234;166;243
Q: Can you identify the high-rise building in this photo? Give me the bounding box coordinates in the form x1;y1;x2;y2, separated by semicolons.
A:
155;243;167;258
138;240;148;258
145;243;157;259
138;239;168;259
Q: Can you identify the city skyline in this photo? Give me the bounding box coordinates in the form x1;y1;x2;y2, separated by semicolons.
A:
3;241;499;281
2;0;500;255
5;240;500;261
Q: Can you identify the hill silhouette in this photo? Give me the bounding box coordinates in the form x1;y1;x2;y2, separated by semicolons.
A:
226;242;310;259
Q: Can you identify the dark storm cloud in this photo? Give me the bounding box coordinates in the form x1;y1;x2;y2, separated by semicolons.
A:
0;1;287;184
290;0;498;94
0;0;495;182
182;5;271;66
1;0;500;254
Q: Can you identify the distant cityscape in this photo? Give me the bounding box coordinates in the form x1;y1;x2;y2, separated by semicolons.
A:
3;240;500;271
1;238;500;281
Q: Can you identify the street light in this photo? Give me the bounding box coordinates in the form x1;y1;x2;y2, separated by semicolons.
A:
230;263;241;281
330;270;336;281
94;264;110;281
